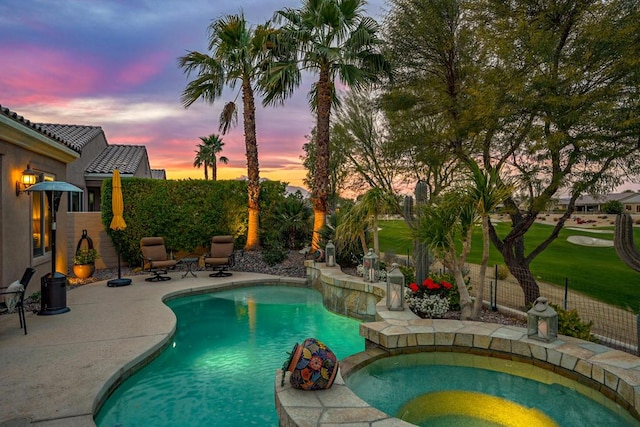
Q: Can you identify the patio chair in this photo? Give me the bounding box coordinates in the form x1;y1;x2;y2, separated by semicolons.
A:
204;235;235;277
140;237;177;282
0;267;36;335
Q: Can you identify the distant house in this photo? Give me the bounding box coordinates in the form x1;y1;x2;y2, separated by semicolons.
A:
36;124;166;211
557;192;640;213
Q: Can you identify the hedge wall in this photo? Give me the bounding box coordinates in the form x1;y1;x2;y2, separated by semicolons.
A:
101;178;287;266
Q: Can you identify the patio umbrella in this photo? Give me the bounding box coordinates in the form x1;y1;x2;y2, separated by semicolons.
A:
107;169;132;287
27;180;83;315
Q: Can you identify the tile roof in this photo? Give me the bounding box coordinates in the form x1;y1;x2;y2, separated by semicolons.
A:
86;145;147;174
35;123;104;151
151;169;166;180
0;104;81;153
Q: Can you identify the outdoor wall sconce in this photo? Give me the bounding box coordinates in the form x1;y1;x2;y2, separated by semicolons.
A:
362;248;379;282
386;263;405;311
15;164;38;196
325;240;335;267
527;297;558;342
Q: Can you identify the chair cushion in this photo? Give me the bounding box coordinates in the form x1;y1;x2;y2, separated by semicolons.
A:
3;281;24;313
142;245;169;261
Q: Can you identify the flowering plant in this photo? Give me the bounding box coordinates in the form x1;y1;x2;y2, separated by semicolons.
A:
408;277;453;298
405;275;454;318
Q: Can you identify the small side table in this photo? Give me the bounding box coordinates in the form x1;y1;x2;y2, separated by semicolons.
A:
178;257;199;278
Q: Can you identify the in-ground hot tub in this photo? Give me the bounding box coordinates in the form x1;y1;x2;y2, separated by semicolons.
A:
345;351;640;426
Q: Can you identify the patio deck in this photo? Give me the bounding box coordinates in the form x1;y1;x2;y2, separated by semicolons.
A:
0;271;300;426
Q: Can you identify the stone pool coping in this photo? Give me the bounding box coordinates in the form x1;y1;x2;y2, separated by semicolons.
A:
274;262;640;426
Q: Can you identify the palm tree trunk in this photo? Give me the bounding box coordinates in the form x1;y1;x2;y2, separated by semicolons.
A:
372;213;379;254
472;215;490;318
312;66;332;251
242;78;260;250
212;160;217;181
204;162;209;180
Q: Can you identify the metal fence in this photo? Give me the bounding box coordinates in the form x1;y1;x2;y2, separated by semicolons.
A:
463;264;638;355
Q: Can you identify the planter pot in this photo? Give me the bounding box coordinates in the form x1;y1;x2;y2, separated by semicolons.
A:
283;337;338;390
73;263;95;279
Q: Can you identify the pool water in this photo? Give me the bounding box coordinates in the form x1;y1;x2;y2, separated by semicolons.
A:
95;286;363;427
345;352;640;427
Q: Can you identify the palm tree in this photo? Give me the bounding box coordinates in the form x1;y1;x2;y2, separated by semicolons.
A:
264;0;391;251
416;192;477;319
352;187;397;255
193;143;212;180
179;13;274;250
466;161;512;319
201;134;229;181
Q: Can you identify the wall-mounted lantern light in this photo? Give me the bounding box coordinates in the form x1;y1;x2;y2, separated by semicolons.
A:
16;165;38;196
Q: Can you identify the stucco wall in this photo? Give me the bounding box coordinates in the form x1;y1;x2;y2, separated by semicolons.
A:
66;212;122;271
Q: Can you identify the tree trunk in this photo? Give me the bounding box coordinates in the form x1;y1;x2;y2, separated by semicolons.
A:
311;66;332;251
372;213;379;254
312;208;326;251
212;160;217;181
242;78;260;250
472;215;490;319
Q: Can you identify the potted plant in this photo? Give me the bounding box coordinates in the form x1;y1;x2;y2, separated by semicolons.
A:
73;248;100;279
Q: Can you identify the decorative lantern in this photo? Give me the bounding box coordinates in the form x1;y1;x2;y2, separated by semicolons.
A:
386;263;405;311
362;248;379;282
325;240;336;267
527;297;558;342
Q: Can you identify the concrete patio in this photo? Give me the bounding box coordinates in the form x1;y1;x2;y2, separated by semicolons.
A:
0;270;299;427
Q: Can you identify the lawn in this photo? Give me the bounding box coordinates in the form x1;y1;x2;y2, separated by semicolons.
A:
378;219;640;311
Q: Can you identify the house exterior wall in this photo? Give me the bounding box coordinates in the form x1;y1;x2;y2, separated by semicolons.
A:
66;212;127;271
0;136;77;285
66;131;108;211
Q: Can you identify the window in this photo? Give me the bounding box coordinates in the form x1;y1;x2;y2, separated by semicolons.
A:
636;205;640;213
68;191;83;212
32;175;54;257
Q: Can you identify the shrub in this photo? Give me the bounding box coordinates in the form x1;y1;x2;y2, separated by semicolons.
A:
496;264;510;280
602;200;623;214
262;240;288;266
551;304;595;341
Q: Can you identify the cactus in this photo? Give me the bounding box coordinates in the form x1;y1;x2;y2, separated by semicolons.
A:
404;180;431;284
614;214;640;272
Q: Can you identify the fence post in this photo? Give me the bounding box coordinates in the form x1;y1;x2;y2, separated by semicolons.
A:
564;278;569;310
493;265;498;311
637;312;640;357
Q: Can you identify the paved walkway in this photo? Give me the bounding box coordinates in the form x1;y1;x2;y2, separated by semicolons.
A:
0;271;298;427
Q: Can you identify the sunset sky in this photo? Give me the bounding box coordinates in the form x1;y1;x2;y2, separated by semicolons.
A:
1;0;386;189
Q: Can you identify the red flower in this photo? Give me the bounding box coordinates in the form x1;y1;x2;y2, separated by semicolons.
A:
409;283;419;293
441;281;453;290
424;278;440;290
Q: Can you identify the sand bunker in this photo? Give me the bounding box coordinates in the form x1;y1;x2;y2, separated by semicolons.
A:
566;227;613;234
567;235;614;247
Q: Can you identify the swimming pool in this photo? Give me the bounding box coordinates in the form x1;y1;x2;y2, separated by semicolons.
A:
95;286;363;426
345;352;640;426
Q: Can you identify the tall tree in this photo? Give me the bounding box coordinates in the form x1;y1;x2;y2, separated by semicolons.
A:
179;13;275;250
385;0;640;305
193;134;229;181
264;0;391;251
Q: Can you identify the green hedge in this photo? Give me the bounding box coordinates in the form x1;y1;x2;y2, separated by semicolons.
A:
101;178;287;266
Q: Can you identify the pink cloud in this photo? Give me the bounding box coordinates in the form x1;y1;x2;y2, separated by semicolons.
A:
0;45;102;102
115;50;170;86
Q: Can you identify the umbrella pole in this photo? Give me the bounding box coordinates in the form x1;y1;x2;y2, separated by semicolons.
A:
108;231;132;287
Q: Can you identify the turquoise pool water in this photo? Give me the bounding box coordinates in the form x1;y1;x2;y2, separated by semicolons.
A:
95;286;363;427
346;352;640;426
